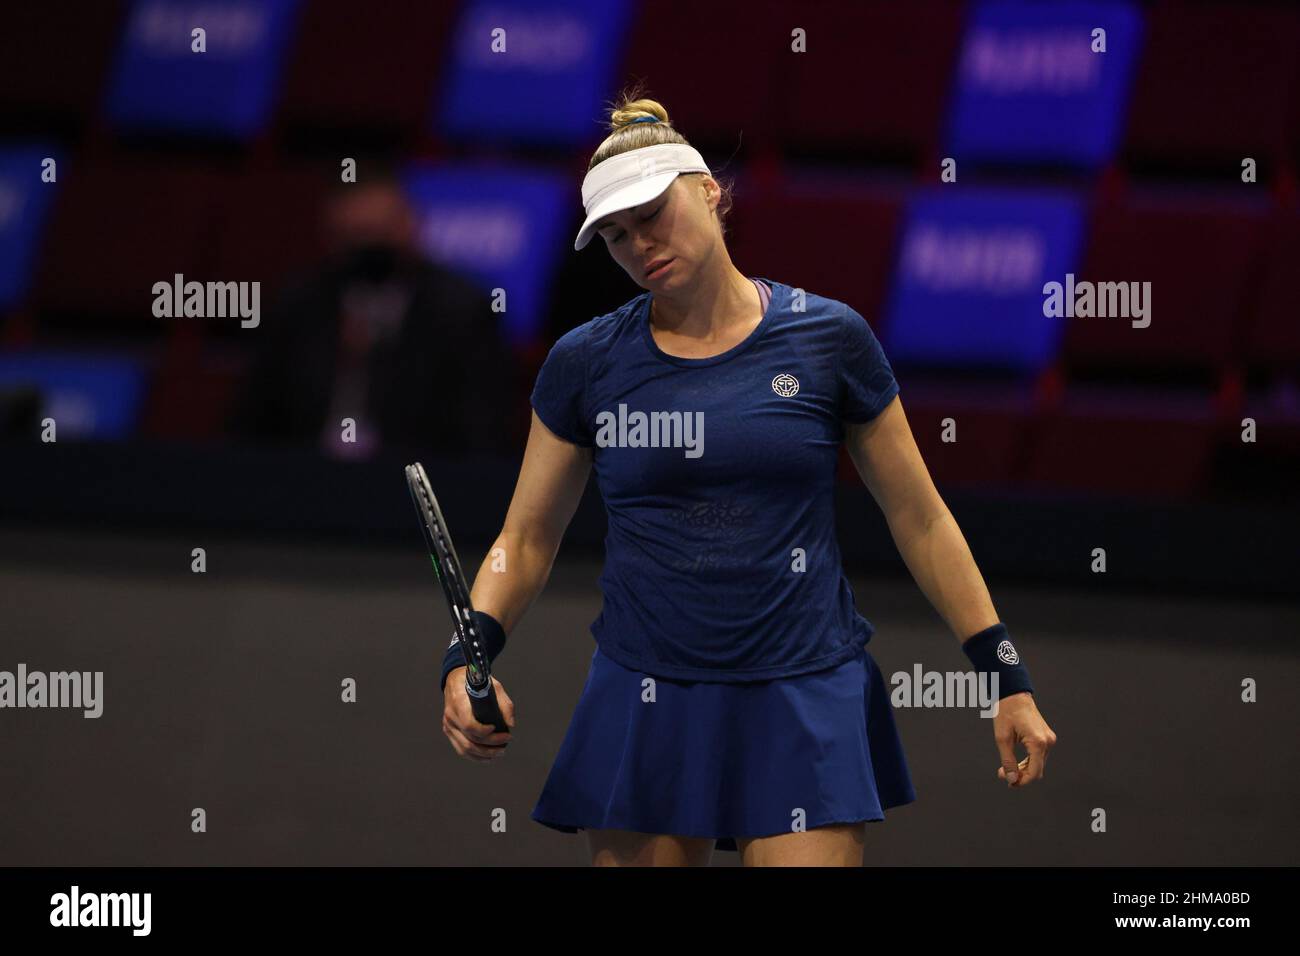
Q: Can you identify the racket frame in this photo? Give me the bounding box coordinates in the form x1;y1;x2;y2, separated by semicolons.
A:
404;463;493;695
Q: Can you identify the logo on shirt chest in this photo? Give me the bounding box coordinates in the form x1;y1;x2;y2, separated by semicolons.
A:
771;373;800;397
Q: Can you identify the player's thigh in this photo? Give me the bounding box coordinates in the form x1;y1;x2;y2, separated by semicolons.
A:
586;828;715;867
735;822;866;867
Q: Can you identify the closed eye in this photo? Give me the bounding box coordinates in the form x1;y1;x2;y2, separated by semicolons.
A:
608;204;662;244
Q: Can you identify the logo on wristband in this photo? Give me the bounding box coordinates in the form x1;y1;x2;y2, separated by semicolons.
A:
996;640;1019;665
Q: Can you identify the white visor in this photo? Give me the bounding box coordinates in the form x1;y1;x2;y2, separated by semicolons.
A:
574;142;711;251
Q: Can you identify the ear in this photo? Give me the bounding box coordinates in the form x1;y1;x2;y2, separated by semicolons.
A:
699;175;721;212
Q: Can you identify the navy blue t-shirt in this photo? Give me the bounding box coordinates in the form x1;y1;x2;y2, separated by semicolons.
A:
530;278;899;682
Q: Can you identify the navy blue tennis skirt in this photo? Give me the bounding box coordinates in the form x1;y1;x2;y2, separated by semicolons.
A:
531;643;916;852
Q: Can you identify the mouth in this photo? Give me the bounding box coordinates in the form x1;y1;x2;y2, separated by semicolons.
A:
645;258;674;279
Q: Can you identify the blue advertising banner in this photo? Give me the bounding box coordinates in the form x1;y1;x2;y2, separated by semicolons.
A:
884;189;1086;373
106;0;301;138
0;147;60;310
946;0;1142;167
436;0;635;145
0;352;149;440
403;162;571;348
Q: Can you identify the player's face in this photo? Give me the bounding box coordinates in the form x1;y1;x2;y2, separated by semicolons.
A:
596;175;722;290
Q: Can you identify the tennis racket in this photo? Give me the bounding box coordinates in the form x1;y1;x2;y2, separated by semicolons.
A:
404;462;509;734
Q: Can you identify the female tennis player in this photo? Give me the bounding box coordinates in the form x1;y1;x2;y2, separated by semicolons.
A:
440;91;1057;867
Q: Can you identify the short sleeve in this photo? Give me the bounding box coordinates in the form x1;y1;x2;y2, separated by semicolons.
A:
838;306;899;423
530;324;593;446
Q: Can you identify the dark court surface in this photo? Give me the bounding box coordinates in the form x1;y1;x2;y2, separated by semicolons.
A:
1;526;1296;867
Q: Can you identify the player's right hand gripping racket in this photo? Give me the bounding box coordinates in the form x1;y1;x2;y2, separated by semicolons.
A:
404;462;509;734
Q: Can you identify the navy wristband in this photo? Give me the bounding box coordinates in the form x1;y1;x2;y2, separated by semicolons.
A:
961;622;1034;699
440;610;508;694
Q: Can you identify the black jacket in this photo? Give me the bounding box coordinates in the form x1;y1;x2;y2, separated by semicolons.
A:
229;258;517;457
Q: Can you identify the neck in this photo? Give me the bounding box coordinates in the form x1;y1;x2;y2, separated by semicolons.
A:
650;252;755;339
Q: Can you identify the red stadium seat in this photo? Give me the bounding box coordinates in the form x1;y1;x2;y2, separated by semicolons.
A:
1022;385;1218;500
277;0;460;143
728;175;904;329
770;0;965;163
0;2;127;134
207;162;334;336
618;0;782;153
1243;211;1300;376
1125;1;1300;170
1209;390;1300;500
1065;193;1269;380
30;153;228;336
139;349;245;441
893;380;1036;489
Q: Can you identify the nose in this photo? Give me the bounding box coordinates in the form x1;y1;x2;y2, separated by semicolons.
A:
631;226;657;257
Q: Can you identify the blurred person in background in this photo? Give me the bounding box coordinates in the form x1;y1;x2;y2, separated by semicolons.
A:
228;171;515;459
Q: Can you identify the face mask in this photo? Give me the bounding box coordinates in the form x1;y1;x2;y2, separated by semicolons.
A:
341;242;401;282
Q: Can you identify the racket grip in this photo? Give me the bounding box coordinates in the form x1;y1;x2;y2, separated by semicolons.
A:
469;679;510;735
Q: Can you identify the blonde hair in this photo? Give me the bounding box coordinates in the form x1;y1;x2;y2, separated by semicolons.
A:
588;84;734;238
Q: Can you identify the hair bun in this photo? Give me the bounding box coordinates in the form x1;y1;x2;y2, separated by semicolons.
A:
610;97;669;131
